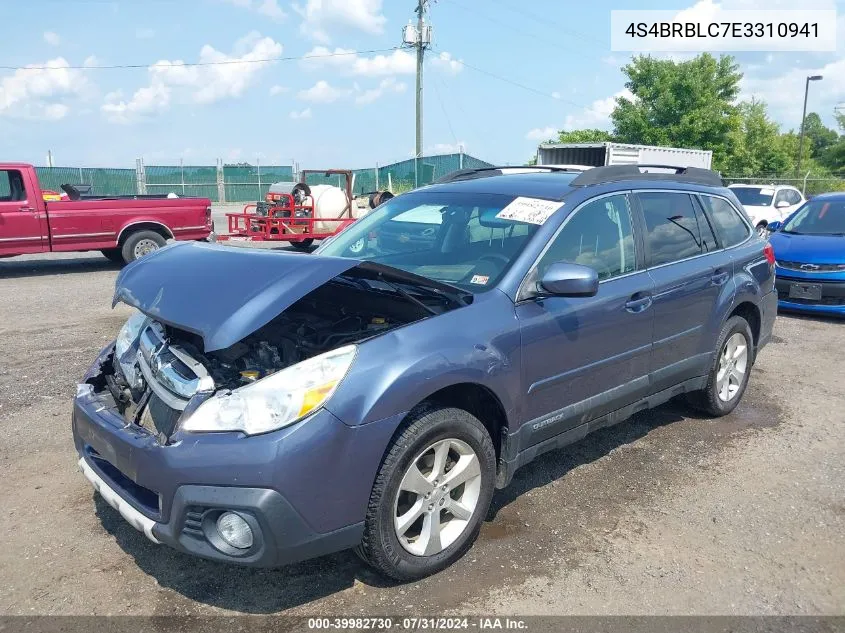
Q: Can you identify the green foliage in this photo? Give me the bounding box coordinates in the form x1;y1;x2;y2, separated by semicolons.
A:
723;99;791;176
611;53;742;170
554;129;615;144
802;113;839;158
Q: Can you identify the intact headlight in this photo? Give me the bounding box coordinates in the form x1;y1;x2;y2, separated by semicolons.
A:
181;345;357;436
115;311;148;358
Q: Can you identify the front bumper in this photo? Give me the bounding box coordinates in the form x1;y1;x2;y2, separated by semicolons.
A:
72;346;402;566
775;273;845;316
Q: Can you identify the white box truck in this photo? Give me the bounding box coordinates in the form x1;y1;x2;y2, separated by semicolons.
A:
537;142;712;170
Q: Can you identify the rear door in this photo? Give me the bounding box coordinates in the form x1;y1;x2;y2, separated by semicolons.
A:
633;191;729;393
0;168;47;256
516;193;654;447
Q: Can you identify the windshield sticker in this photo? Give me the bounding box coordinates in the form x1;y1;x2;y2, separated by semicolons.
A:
470;274;490;285
759;187;775;195
495;197;563;225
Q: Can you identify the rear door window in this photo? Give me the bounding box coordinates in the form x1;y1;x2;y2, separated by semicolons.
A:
699;195;750;247
637;192;705;267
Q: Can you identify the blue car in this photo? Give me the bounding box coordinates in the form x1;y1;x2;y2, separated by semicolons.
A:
73;165;777;580
768;192;845;317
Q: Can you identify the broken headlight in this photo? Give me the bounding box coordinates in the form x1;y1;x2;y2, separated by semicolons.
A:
115;311;148;359
181;345;357;436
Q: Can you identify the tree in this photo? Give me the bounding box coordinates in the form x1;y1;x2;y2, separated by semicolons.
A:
802;112;839;158
553;129;615;144
723;99;791;176
611;53;742;170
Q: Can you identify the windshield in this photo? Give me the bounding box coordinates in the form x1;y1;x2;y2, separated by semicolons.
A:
316;191;560;292
781;199;845;236
731;187;775;206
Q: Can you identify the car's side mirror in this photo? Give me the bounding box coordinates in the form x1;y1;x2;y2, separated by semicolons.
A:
775;200;790;209
767;221;783;232
538;262;599;297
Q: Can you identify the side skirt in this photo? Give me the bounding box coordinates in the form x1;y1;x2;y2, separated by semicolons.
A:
495;376;707;489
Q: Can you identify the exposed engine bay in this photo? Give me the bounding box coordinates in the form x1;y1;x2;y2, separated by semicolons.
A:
92;274;439;441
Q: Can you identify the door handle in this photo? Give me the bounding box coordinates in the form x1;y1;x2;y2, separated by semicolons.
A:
625;294;653;313
711;271;730;286
19;206;36;212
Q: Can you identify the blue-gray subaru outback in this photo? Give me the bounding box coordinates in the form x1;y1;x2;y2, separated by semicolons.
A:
73;165;777;580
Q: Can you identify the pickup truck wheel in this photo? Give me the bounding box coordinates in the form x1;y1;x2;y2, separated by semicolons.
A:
355;406;496;581
100;248;124;264
756;222;768;238
685;315;754;417
121;230;166;264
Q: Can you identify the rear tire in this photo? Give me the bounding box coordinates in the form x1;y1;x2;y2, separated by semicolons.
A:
291;238;314;251
121;230;166;264
685;315;754;417
355;406;496;581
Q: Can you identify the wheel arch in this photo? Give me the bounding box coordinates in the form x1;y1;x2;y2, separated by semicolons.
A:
729;301;762;349
117;220;174;245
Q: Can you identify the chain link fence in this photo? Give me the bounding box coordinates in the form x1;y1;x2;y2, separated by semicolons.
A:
34;153;492;203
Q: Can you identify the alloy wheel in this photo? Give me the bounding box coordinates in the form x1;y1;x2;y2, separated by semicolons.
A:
394;438;482;556
716;332;748;402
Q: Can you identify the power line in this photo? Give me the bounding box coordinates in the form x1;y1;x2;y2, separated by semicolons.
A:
440;0;598;63
0;48;401;71
488;0;609;49
430;77;459;146
446;55;585;109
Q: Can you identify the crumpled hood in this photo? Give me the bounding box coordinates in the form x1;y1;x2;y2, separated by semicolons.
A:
114;242;358;351
769;232;845;264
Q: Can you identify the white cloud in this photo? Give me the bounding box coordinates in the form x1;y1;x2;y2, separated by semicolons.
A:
102;33;283;122
562;89;633;131
43;31;61;46
355;77;406;104
741;57;845;128
222;0;287;21
301;47;416;77
269;84;288;95
135;27;155;39
526;126;558;141
0;57;90;120
352;49;416;76
293;0;386;43
297;80;351;103
289;107;312;119
430;52;462;75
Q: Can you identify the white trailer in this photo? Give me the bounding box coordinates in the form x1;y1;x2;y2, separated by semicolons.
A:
537;142;712;170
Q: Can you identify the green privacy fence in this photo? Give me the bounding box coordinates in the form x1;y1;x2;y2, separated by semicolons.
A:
34;153;492;203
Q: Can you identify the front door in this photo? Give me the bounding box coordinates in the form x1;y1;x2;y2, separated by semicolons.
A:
0;169;46;256
516;193;654;448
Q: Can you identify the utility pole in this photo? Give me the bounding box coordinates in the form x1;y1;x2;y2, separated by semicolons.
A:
403;1;432;166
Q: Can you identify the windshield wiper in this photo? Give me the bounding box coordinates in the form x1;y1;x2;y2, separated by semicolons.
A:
377;274;440;316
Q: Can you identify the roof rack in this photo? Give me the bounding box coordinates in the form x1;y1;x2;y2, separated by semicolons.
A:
434;165;585;184
570;165;723;187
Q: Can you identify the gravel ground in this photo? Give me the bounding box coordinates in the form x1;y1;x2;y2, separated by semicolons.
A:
0;245;843;617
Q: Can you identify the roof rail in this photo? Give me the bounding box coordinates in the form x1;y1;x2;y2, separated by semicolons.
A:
570;165;723;187
434;165;585;184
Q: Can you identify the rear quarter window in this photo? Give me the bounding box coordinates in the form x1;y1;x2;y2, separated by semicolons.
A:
699;195;750;247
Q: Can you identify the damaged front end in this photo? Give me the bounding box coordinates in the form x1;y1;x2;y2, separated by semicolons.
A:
84;242;470;442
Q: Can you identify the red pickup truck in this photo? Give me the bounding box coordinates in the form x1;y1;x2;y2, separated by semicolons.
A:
0;163;214;264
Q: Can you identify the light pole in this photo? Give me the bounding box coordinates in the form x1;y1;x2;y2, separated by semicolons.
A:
797;75;823;175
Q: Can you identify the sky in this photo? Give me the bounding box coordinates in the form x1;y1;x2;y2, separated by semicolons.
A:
0;0;843;169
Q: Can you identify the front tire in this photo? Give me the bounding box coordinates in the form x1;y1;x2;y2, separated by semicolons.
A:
100;248;124;264
356;406;496;581
686;315;754;417
121;230;166;264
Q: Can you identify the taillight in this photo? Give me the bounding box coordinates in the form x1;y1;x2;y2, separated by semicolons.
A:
763;242;775;265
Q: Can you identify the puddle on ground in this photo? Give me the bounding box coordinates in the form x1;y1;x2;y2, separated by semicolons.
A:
709;392;783;434
479;512;526;541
